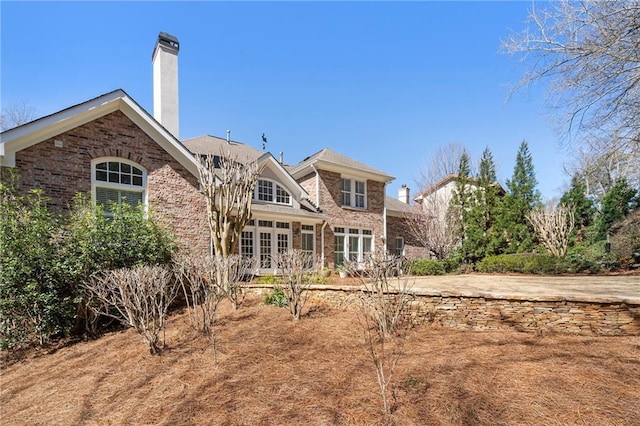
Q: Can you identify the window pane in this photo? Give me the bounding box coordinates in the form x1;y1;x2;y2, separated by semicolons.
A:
121;163;131;173
334;235;345;266
108;172;119;183
356;181;365;194
355;194;365;208
349;236;359;261
108;162;119;172
121;174;131;185
260;232;272;268
132;176;143;186
120;190;143;207
277;234;288;254
96;170;108;182
302;233;314;252
363;236;372;255
241;231;254;259
96;162;107;170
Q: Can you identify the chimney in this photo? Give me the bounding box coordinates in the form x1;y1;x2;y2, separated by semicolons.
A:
398;184;410;204
152;32;180;138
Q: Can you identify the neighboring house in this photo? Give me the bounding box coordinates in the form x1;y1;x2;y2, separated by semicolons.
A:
0;32;420;273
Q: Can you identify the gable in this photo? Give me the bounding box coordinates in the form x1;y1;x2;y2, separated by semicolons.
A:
0;90;199;177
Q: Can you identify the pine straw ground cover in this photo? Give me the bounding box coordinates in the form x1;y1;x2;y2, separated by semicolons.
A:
1;295;639;425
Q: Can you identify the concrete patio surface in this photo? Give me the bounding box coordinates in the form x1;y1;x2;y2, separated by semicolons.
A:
404;274;640;304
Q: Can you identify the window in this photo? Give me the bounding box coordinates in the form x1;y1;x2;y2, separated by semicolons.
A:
334;227;373;266
255;179;291;205
92;159;146;215
241;219;293;272
395;237;404;256
241;231;254;259
341;178;366;208
301;225;314;269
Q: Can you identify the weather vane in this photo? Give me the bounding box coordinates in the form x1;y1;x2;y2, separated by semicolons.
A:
261;133;268;151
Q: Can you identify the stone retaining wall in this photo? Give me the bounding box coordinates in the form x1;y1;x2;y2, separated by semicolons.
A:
250;285;640;336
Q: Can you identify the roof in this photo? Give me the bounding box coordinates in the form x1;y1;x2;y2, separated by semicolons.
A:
288;148;394;183
252;203;325;222
414;174;505;202
182;135;263;162
385;196;416;217
0;89;199;176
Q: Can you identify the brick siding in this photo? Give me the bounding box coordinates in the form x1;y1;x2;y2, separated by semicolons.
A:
6;110;210;255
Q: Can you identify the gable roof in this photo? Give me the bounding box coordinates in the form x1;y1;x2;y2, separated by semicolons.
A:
182;135;263;163
414;174;506;202
0;89;199;176
184;134;314;207
288;148;394;183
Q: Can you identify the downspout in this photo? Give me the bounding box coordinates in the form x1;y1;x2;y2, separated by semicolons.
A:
383;182;388;256
321;220;328;268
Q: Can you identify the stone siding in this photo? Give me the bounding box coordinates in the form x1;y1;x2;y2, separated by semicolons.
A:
8;110;210;255
251;285;640;336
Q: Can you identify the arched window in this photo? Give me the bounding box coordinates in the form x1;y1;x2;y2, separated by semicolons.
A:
255;179;291;205
92;158;146;214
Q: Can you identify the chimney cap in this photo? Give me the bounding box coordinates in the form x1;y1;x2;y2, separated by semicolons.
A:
158;32;179;50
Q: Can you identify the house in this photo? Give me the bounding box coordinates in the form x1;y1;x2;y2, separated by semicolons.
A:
0;32;420;273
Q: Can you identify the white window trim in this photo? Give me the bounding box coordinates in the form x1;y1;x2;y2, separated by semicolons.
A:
334;226;374;266
254;178;293;206
341;176;367;209
91;157;147;211
241;218;293;273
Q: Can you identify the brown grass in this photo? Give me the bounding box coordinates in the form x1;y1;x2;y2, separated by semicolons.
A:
2;295;639;425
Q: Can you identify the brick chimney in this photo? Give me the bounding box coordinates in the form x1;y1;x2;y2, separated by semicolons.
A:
152;32;180;138
398;184;410;204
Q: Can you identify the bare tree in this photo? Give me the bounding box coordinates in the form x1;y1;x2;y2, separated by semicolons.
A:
415;142;469;191
528;203;576;257
0;101;36;131
174;253;255;362
196;152;263;258
196;151;263;309
345;253;414;418
566;139;640;201
502;1;640;157
276;250;314;320
405;202;460;260
83;266;179;355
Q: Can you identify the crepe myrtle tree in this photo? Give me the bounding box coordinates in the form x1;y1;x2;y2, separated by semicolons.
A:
196;151;263;307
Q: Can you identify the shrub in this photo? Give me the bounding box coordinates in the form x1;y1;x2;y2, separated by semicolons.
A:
410;258;446;276
476;253;566;274
0;182;76;349
609;209;640;268
255;274;283;285
264;286;288;307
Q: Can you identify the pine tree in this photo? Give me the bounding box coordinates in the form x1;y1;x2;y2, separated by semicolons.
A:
465;147;501;261
597;178;638;240
559;175;595;243
450;150;473;262
501;140;542;253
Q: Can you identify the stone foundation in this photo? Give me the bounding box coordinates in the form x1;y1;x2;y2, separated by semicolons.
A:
249;285;640;336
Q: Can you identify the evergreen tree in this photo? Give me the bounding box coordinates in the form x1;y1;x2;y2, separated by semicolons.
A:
596;178;638;240
465;147;502;261
559;175;595;243
450;150;473;262
501;140;542;253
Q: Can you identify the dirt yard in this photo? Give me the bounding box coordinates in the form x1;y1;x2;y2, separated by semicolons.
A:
2;295;639;425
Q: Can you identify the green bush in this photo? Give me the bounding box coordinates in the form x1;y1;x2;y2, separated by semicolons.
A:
410;259;446;276
264;286;288;307
255;274;283;285
476;253;566;274
0;183;76;349
0;183;177;350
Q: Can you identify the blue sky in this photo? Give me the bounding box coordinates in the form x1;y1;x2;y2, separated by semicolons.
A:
1;1;570;200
